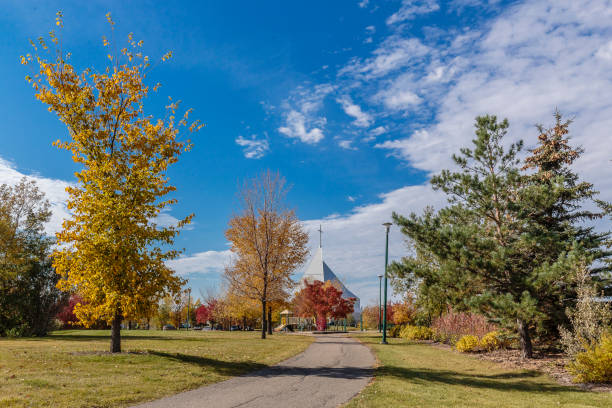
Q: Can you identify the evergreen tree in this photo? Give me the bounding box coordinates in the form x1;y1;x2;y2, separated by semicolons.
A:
521;112;611;337
393;113;610;358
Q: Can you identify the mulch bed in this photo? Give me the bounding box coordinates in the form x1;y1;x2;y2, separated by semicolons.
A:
423;340;612;393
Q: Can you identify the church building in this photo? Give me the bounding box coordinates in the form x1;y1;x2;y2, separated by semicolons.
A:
300;245;361;320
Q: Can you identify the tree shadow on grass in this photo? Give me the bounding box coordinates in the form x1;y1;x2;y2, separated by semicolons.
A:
45;334;215;342
149;351;374;380
379;365;584;394
148;351;268;376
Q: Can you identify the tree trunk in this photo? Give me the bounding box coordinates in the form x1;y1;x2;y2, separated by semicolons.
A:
111;309;122;353
261;299;267;339
242;315;246;330
517;318;533;358
267;306;273;335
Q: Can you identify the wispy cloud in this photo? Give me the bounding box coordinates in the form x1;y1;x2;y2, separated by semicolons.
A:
386;0;440;25
336;96;373;128
235;135;270;159
338;139;357;150
340;36;430;80
278;84;335;144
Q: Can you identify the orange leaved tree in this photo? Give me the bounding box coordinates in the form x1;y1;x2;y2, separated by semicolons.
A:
224;171;309;339
22;13;202;352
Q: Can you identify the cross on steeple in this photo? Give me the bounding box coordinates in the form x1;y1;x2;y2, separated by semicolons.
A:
317;224;323;248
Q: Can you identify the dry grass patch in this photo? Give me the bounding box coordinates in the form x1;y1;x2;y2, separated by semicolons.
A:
0;329;313;407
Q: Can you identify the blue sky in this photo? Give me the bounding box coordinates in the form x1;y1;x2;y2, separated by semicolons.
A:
1;0;612;306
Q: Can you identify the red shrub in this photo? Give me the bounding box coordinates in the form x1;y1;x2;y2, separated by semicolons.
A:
432;308;498;344
56;294;83;327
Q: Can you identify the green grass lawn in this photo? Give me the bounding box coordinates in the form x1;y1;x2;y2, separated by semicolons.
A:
346;333;611;408
0;329;313;408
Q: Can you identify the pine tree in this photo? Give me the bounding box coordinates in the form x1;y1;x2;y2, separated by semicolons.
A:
521;112;611;337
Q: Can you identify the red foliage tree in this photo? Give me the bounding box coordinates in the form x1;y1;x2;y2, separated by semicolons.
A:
294;280;355;331
195;299;218;325
56;294;83;327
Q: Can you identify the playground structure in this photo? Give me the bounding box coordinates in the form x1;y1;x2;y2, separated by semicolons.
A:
274;310;350;332
274;310;314;332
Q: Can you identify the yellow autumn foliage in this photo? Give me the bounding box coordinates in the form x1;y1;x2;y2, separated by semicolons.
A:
23;13;202;349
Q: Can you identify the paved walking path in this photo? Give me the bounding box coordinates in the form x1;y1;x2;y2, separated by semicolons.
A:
135;333;375;408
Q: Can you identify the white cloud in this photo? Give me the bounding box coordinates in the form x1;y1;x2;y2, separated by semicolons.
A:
278;84;334;144
235;135;270;159
0;157;71;236
365;25;376;34
378;86;422;110
370;126;387;136
155;208;195;231
338;139;357;150
336;96;373;127
358;0;370;8
386;0;440;25
167;250;232;277
347;195;357;202
340;36;430;80
363;126;387;142
596;40;612;60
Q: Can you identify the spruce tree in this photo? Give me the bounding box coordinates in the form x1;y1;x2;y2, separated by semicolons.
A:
521;111;611;337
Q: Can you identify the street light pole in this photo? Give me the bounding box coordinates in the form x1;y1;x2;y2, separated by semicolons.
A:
382;222;392;344
377;274;383;333
187;288;191;331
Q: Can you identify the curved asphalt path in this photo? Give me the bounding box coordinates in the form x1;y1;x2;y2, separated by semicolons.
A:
134;333;375;408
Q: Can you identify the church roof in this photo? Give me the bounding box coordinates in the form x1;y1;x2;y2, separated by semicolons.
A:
301;247;359;301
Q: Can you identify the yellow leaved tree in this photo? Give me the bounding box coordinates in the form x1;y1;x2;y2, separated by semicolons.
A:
22;12;202;352
224;171;309;339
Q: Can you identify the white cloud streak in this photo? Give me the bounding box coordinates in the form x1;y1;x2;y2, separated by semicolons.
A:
235;135;270;159
386;0;440;25
336;96;373;127
278;84;334;144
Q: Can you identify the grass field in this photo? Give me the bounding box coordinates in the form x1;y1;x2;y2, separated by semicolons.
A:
0;329;313;408
345;333;611;408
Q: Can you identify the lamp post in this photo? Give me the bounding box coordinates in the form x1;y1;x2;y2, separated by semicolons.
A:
377;274;383;332
382;222;392;344
186;288;191;331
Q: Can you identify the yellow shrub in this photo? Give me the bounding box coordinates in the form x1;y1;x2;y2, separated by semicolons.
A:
390;325;404;338
480;331;502;351
400;325;434;340
456;335;479;352
568;334;612;384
